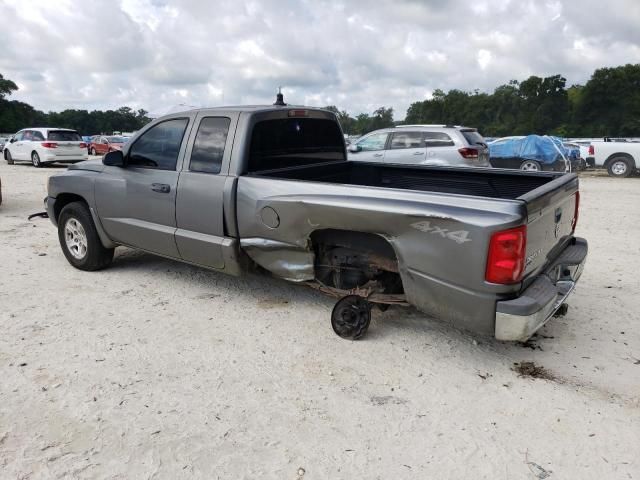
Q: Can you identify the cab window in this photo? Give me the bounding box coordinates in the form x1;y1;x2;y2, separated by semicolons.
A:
128;118;189;170
189;117;231;174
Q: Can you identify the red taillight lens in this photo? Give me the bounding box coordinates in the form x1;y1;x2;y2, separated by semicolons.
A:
571;191;580;233
458;147;479;159
79;142;87;148
485;225;527;284
288;109;309;117
41;142;57;148
588;145;594;155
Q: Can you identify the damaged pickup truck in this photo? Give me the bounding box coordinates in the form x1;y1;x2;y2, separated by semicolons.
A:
45;98;588;341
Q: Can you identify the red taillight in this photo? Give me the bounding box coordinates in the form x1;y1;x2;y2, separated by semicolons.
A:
571;191;580;233
79;142;87;148
458;147;479;159
485;225;527;284
41;142;57;148
588;145;594;155
288;109;309;117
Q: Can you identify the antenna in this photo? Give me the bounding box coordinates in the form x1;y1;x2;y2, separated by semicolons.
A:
273;86;287;106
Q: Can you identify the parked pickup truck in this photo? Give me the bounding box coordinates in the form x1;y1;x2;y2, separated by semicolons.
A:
45;101;588;341
590;139;640;177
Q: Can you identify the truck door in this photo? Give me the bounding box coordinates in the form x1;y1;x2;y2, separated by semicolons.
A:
383;131;426;164
175;113;239;269
94;116;193;258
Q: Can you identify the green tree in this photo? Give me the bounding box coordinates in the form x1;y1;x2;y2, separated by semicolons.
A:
0;73;18;100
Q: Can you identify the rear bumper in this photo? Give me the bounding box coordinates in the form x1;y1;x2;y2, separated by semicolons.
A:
495;237;588;341
42;154;89;163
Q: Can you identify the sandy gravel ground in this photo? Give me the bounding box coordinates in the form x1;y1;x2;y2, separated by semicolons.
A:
0;161;639;479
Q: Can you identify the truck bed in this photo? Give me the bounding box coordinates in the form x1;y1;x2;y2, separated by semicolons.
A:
248;161;558;200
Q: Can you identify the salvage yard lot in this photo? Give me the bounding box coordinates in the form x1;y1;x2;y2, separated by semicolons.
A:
0;162;638;479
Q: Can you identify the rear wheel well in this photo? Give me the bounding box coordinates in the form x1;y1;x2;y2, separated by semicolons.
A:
54;193;88;222
604;153;635;168
310;229;403;293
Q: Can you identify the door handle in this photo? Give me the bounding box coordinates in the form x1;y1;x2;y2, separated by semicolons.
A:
413;151;424;155
373;153;383;157
151;183;171;193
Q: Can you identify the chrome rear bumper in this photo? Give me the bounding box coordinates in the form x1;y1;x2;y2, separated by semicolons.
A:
495;237;588;341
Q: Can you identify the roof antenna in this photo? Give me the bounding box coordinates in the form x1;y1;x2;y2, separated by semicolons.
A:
273;86;286;106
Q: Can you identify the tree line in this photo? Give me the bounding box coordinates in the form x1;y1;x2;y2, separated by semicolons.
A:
325;63;640;137
2;63;639;137
0;73;150;134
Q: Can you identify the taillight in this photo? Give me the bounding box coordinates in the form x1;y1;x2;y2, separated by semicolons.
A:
571;191;580;233
485;225;527;284
588;145;594;155
41;142;57;148
458;147;479;159
79;142;87;148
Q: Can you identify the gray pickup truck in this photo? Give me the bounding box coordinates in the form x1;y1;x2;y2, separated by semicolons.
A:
45;101;587;341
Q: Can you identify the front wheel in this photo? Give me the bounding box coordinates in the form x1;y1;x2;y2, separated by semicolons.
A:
90;147;96;156
31;151;42;168
607;157;633;178
58;201;114;271
5;149;14;165
520;160;541;171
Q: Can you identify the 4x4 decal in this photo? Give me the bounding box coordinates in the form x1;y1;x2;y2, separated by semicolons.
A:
411;220;472;244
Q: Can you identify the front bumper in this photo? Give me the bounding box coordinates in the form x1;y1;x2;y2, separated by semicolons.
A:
495;237;588;341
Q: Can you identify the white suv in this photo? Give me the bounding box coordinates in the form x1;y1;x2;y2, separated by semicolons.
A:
347;125;490;168
4;128;88;167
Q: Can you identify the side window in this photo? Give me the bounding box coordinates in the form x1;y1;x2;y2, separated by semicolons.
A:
23;130;33;141
14;132;24;141
357;132;388;151
189;117;231;174
424;132;454;147
128;118;189;170
389;132;425;149
32;131;44;141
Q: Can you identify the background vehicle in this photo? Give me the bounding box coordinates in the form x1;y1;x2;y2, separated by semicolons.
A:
3;128;88;167
589;140;640;177
0;136;10;152
563;142;587;171
89;135;127;156
347;125;490;168
46;104;586;342
488;135;573;172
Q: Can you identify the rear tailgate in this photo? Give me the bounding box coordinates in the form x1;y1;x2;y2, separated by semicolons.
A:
47;130;86;158
519;172;580;283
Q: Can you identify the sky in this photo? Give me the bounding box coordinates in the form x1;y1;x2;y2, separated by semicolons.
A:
0;0;639;119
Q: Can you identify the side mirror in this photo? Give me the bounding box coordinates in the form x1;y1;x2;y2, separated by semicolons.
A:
103;150;125;167
348;144;361;153
10;137;16;143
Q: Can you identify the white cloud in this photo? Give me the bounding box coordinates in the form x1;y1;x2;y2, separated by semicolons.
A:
0;0;639;119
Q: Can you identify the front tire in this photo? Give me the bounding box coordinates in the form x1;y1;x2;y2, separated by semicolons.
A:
31;151;42;168
90;147;97;156
520;160;541;171
58;201;114;271
607;157;633;178
5;149;14;165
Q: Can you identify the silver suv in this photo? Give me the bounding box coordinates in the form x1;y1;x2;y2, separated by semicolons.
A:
347;125;490;168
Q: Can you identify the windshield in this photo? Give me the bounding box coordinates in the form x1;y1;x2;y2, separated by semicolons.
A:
248;117;345;172
106;136;126;143
47;130;81;141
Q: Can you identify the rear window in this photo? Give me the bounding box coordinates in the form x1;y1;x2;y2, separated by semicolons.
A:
248;118;345;172
48;130;82;141
460;129;485;146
